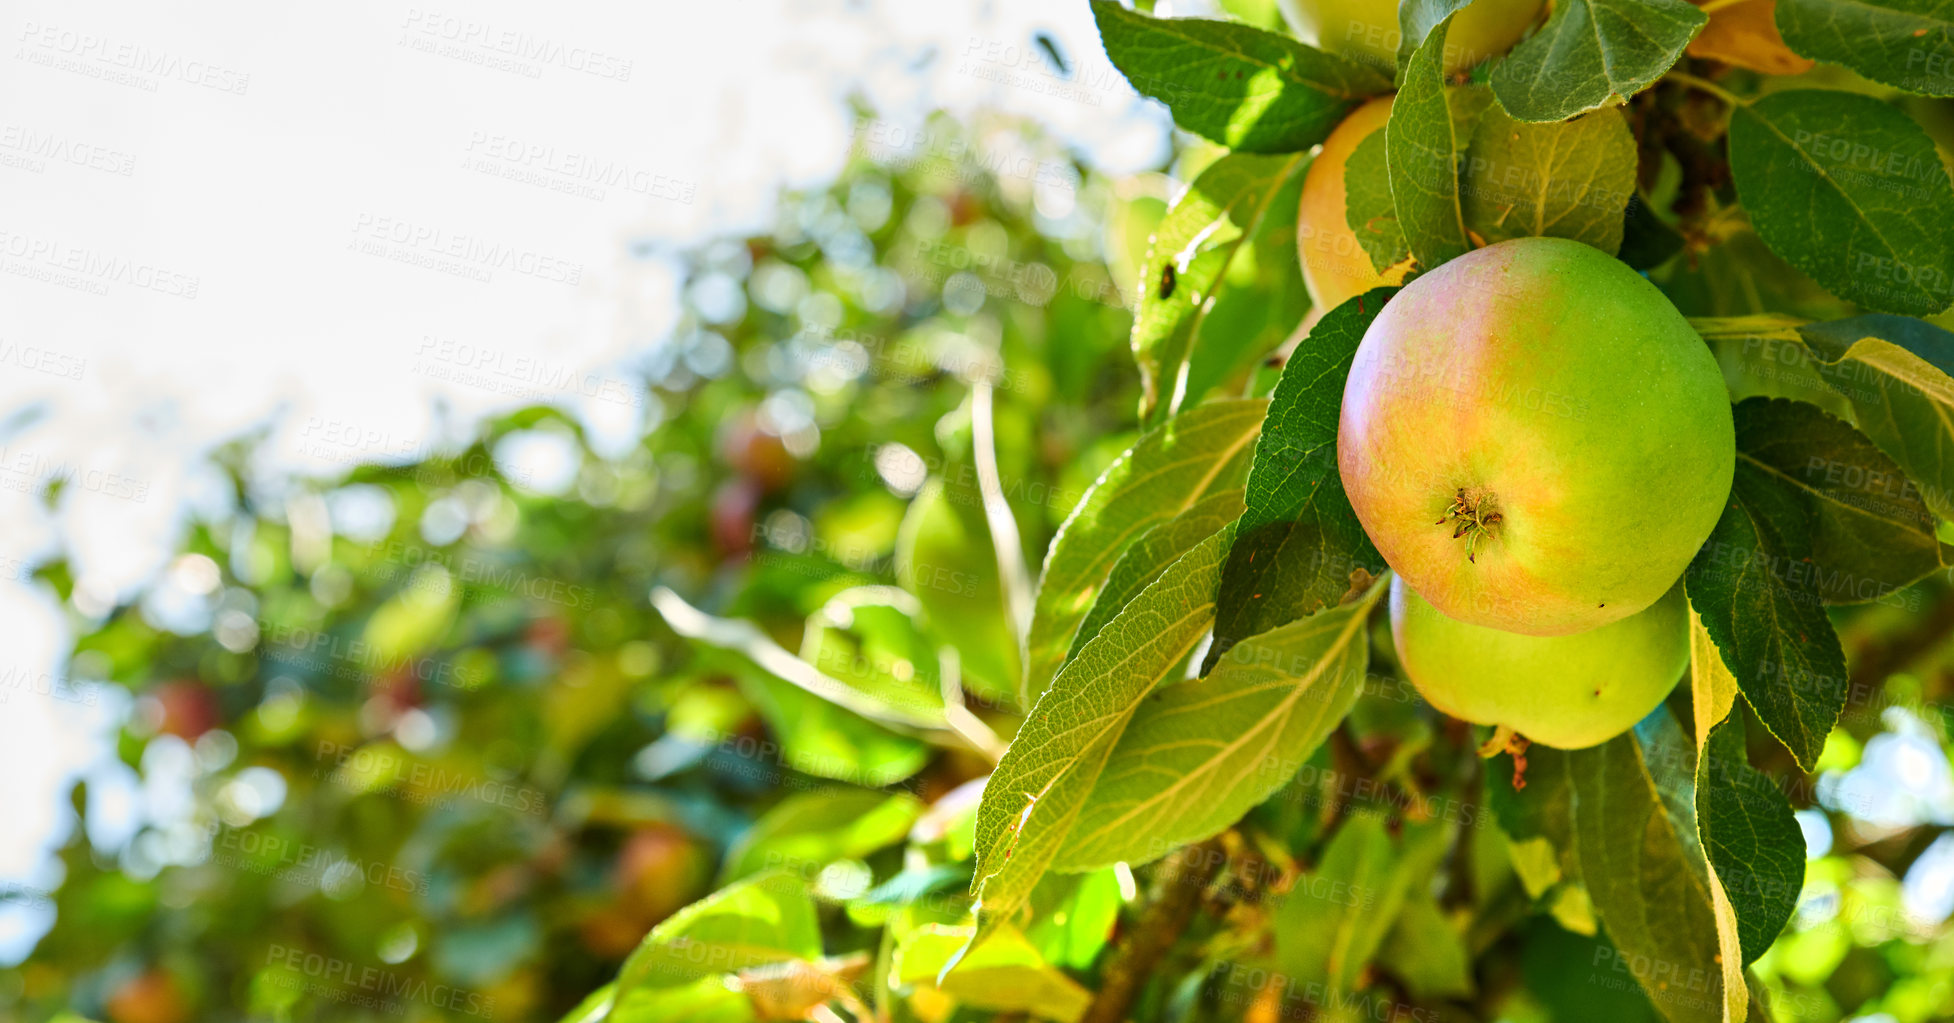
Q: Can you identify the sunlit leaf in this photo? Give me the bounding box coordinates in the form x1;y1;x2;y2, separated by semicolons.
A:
1024;400;1264;703
1057;575;1383;868
1489;0;1706;122
1213;288;1392;659
1090;0;1391;153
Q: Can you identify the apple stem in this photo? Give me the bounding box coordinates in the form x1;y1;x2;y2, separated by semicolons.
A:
1474;725;1532;790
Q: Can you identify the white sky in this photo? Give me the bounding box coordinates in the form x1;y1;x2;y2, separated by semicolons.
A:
0;0;1174;954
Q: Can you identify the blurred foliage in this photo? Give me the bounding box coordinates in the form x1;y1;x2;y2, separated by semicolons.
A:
5;85;1954;1023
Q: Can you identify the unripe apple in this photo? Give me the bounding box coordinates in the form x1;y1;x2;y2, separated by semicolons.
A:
1280;0;1544;76
1338;237;1733;635
1297;96;1410;313
1390;575;1687;749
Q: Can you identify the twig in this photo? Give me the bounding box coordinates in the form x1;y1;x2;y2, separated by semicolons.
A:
971;379;1036;680
1081;839;1225;1023
651;587;991;755
938;646;1008;763
1666;70;1746;108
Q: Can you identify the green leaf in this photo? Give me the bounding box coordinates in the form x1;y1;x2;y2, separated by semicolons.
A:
1090;0;1391;154
1685;405;1849;771
1343;130;1409;275
973;530;1231;945
1178;157;1317;416
892;924;1092;1021
898;463;1019;705
799;590;947;718
1397;0;1480;67
1069;489;1246;661
1275;815;1452;1002
1728;89;1954;316
1796;314;1954;520
1776;0;1954;97
1462;105;1638;255
1387;19;1483;269
735;672;933;787
1132;153;1309;424
1724;397;1943;605
1022;868;1123;970
617;871;821;993
1686;608;1748;1022
1696;715;1804;965
1379;892;1476;1000
1495;716;1733;1023
656;588;938;785
1023;399;1264;704
1489;0;1706;122
1213;289;1393;659
722;789;924;883
609;977;755;1023
1055;575;1385;869
1620;193;1687;270
556;984;616;1023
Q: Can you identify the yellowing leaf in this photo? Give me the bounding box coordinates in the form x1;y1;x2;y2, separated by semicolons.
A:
1688;0;1814;75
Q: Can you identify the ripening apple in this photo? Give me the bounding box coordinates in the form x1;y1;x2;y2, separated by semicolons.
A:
616;823;712;926
719;411;795;493
1296;96;1410;313
1390;575;1687;748
1338;237;1734;635
106;969;190;1023
1279;0;1544;76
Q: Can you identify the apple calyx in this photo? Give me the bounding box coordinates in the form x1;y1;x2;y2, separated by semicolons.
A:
1438;486;1503;563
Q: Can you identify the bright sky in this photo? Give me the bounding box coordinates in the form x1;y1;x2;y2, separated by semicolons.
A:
0;0;1173;958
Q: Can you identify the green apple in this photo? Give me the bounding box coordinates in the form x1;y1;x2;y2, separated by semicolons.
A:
1297;95;1410;314
1390;575;1687;749
1338;237;1734;635
1279;0;1544;76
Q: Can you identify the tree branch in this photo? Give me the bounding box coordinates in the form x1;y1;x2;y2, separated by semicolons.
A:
1081;839;1224;1023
